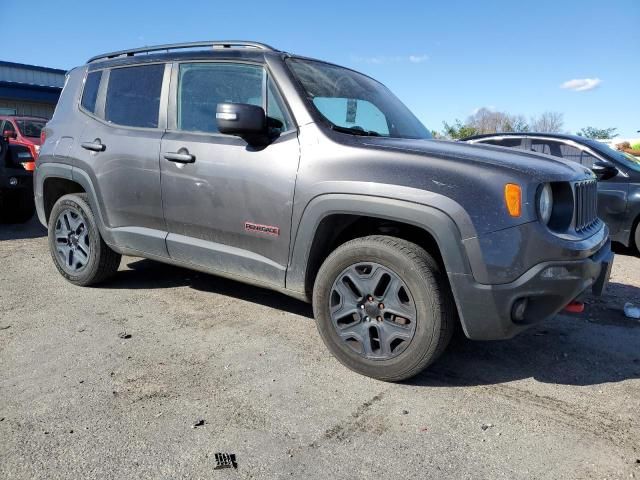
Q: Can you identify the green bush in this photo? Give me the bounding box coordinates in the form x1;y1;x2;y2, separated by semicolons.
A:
632;142;640;151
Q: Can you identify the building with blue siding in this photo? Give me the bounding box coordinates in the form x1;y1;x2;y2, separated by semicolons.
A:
0;61;66;119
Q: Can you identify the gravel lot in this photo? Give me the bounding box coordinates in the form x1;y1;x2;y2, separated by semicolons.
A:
1;217;639;479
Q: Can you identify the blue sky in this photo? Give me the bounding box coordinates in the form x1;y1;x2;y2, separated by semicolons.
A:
5;0;639;136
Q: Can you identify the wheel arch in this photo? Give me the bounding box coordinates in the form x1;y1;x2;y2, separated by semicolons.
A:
37;164;112;244
286;194;473;300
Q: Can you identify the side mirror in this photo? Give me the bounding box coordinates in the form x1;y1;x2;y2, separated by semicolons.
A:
216;103;269;145
2;130;17;140
592;160;618;180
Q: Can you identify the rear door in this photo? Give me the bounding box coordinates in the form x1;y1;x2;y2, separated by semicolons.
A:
160;61;300;286
76;63;170;257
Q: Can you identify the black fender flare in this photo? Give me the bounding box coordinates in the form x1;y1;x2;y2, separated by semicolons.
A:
285;193;474;295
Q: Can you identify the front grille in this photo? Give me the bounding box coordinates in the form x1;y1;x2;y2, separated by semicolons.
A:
574;179;598;232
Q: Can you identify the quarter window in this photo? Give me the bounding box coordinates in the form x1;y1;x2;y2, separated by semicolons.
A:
81;71;102;114
105;64;164;128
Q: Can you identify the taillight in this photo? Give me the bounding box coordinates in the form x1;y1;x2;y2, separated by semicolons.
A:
35;129;47;161
23;161;36;172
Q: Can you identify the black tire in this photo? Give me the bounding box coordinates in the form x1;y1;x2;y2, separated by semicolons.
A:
0;189;34;224
48;193;121;286
633;218;640;256
312;235;456;382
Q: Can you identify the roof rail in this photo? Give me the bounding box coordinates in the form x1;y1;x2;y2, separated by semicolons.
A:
87;41;277;64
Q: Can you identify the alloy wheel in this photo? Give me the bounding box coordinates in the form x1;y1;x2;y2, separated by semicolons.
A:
54;208;91;272
329;262;417;360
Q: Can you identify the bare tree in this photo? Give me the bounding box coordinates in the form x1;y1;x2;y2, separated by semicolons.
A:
465;108;530;134
530;112;564;133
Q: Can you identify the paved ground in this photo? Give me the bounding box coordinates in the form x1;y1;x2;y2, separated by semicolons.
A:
1;217;639;479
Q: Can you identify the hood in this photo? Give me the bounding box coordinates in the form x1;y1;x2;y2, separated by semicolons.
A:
358;137;593;182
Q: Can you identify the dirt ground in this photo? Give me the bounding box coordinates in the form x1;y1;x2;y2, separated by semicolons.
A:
1;217;639;479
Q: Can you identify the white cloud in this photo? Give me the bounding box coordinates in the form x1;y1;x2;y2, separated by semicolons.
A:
408;54;429;64
560;78;602;91
353;54;429;65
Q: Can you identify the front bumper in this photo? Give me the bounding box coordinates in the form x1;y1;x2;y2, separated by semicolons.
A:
449;238;613;340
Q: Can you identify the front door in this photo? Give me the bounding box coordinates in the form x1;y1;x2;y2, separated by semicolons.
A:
160;61;299;286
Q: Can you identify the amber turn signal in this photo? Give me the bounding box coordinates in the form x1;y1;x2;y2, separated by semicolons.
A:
504;183;522;217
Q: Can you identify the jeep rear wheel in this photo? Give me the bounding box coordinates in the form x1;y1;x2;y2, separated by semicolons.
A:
312;235;456;381
633;219;640;255
48;193;121;286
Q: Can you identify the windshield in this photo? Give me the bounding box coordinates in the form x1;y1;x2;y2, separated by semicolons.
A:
287;58;431;139
16;120;45;138
585;139;640;173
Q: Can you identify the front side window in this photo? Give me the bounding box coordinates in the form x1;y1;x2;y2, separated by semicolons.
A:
266;77;292;134
81;70;102;114
287;58;430;139
558;143;582;163
176;62;291;135
177;63;263;134
105;64;164;128
581;151;598;169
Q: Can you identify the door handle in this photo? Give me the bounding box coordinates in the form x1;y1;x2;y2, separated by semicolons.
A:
163;151;195;163
81;140;106;152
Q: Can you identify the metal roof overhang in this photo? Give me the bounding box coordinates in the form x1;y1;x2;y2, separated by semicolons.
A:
0;81;62;104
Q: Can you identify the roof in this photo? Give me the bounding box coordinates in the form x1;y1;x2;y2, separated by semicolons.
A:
87;41;278;64
0;60;66;75
87;48;282;71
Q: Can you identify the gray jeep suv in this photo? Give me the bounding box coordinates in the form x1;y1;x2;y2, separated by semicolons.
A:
35;41;613;381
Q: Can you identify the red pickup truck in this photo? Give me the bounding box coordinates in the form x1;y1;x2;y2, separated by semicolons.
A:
0;115;47;170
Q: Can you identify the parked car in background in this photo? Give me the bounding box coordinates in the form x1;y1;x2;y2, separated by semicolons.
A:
35;41;613;381
0;115;47;169
463;133;640;253
0;135;35;223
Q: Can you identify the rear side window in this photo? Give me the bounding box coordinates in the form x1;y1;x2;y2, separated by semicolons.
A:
530;141;551;155
105;64;164;128
81;71;102;114
481;138;522;148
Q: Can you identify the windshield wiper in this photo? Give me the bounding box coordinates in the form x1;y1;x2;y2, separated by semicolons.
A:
330;125;382;137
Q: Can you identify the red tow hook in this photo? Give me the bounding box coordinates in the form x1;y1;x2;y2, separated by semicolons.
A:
564;300;585;313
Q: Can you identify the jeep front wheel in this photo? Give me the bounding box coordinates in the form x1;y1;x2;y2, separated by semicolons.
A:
312;235;455;382
48;193;121;286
